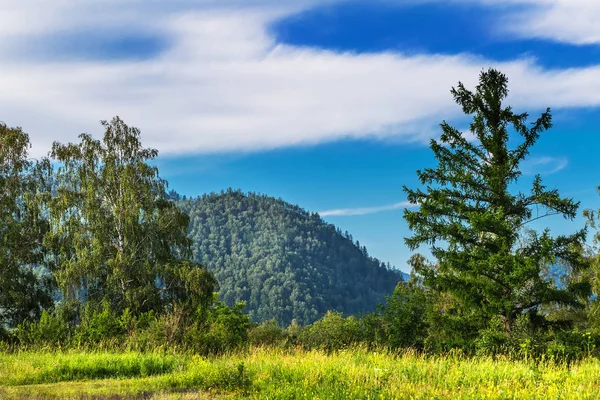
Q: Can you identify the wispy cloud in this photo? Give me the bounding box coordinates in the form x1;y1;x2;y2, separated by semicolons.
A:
319;201;415;217
0;1;599;158
522;156;569;175
415;0;600;45
494;0;600;45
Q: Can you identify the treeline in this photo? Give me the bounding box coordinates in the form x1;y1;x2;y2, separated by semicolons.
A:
3;68;600;361
179;190;402;326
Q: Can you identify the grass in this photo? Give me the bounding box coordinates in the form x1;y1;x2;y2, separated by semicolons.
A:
1;347;600;399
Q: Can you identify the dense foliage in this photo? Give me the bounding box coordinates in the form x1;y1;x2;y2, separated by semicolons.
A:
46;117;217;316
0;123;53;328
179;190;403;326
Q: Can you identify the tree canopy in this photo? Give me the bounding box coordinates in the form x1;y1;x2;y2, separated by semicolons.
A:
45;117;216;315
0;123;52;327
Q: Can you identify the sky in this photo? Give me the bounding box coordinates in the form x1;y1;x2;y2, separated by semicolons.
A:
1;0;599;271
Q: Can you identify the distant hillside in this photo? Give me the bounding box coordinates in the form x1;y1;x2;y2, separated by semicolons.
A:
177;189;404;326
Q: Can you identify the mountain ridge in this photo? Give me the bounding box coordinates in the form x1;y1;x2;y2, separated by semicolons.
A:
177;189;405;325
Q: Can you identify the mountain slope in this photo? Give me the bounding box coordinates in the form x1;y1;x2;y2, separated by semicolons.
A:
178;189;403;326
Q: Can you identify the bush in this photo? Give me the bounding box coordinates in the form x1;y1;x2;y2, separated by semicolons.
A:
299;311;363;351
124;301;252;355
380;281;428;350
74;301;127;345
126;308;184;352
545;330;600;361
17;309;72;347
190;301;251;354
474;314;581;360
356;312;384;348
474;315;510;356
13;297;254;355
423;313;479;354
249;320;287;347
284;319;303;347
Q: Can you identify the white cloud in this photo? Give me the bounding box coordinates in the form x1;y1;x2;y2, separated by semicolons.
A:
319;201;415;217
433;0;600;45
497;0;600;45
362;1;600;45
0;1;599;158
521;156;568;175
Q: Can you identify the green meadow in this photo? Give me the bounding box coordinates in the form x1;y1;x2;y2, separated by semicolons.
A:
1;348;600;399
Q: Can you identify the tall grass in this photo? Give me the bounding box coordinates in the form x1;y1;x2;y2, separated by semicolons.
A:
0;352;181;385
1;347;600;399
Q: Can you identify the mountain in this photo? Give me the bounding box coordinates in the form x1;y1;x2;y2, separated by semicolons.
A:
178;189;404;326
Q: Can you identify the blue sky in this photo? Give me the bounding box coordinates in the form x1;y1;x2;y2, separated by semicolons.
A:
1;0;599;271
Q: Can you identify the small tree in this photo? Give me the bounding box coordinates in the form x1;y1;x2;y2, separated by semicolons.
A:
381;277;428;349
0;123;53;327
404;69;590;333
46;117;216;315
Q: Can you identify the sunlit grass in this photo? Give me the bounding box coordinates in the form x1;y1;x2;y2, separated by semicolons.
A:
1;347;599;399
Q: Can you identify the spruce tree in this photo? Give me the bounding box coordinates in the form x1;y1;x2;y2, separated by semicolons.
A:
403;69;590;332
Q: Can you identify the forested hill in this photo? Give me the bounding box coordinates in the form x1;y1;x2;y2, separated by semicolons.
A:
177;189;404;326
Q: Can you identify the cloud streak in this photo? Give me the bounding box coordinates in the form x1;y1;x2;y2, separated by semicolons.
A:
0;1;599;158
522;156;569;175
319;201;415;217
495;0;600;45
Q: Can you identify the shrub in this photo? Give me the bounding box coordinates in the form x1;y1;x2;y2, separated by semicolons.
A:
546;330;600;361
356;312;385;348
190;301;251;354
284;319;303;347
474;315;510;356
17;309;72;347
127;308;184;352
299;311;363;351
380;281;428;350
74;301;127;345
248;320;286;347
